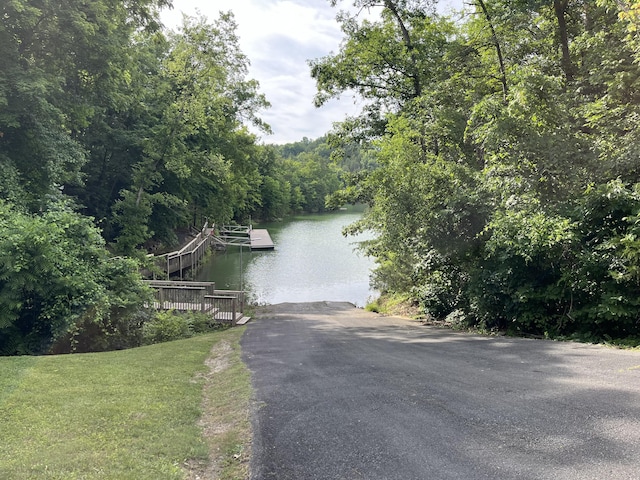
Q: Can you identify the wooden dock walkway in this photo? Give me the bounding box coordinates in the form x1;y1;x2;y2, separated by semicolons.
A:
218;225;274;251
147;223;274;280
149;223;217;280
249;229;274;250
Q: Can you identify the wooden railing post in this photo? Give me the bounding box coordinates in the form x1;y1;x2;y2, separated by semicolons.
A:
232;297;237;326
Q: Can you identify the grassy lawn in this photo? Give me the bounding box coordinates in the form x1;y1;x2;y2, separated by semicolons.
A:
0;328;251;480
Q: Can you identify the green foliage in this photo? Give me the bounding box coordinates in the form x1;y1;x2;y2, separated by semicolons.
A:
0;0;358;358
142;310;227;345
0;200;151;355
249;138;347;220
469;201;575;334
142;311;193;344
278;136;331;160
563;181;640;337
0;0;169;212
9;0;640;345
321;0;640;341
105;12;271;251
2;0;350;260
354;115;486;295
365;302;381;313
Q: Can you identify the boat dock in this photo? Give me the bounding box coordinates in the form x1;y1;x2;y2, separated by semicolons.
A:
218;225;274;251
249;229;274;250
148;222;274;280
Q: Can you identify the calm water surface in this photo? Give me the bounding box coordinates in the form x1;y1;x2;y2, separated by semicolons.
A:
196;207;376;307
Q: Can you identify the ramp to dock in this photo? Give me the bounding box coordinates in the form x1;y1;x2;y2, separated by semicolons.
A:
250;229;274;250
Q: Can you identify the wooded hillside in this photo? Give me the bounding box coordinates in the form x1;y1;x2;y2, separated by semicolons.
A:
3;0;640;353
319;0;640;341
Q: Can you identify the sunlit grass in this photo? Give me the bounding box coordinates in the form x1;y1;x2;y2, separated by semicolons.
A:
366;293;421;318
0;328;251;479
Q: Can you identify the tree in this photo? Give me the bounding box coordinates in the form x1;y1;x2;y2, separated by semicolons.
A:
318;0;640;340
111;12;270;254
0;0;169;212
0;200;150;355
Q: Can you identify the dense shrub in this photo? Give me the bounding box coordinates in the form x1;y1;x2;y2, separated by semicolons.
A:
467;204;576;335
142;311;192;345
406;182;640;340
561;181;640;338
0;200;152;355
142;310;227;345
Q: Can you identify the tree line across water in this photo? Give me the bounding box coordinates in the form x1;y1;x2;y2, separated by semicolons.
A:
3;0;640;354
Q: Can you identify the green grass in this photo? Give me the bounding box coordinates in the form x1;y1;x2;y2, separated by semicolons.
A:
0;328;252;480
194;327;253;480
365;293;421;318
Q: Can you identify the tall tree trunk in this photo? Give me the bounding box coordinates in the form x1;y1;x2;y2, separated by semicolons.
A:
553;0;573;81
476;0;508;100
384;0;422;98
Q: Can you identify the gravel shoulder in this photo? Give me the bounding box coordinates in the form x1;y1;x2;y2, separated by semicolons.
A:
241;301;640;480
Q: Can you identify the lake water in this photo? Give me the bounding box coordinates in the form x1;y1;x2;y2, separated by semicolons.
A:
196;206;377;307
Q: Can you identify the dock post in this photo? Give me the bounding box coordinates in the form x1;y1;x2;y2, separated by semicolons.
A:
232;297;238;326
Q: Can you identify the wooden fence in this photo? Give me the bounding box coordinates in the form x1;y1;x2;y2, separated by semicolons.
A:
144;280;246;325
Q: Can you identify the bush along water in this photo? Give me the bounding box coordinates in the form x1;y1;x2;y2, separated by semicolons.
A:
142;310;229;346
407;182;640;343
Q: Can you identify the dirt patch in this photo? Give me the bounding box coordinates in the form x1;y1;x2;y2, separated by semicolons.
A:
374;296;422;319
387;301;421;318
184;340;239;480
205;341;232;374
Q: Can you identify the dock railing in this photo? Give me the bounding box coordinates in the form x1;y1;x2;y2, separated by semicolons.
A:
206;292;244;326
220;224;251;234
144;281;245;325
149;222;217;279
218;224;252;247
145;280;216;295
144;280;216;312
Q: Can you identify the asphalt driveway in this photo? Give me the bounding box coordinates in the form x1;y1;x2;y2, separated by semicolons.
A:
240;302;640;480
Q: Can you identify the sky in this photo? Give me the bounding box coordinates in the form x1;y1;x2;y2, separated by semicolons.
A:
160;1;463;145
